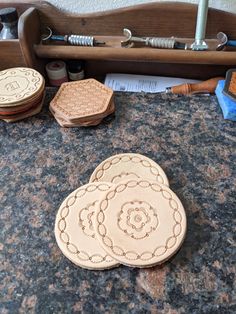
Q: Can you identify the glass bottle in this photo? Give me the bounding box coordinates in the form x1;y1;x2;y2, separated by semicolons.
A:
0;7;18;40
67;60;85;81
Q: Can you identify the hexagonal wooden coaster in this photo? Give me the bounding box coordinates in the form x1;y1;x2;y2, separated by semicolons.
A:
51;113;103;128
54;182;119;270
50;79;114;123
89;153;169;186
94;179;187;268
50;97;115;127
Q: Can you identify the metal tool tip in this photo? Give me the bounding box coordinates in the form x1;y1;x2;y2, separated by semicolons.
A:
95;40;106;45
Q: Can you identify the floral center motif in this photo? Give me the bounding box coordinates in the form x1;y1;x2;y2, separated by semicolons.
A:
134;214;142;222
78;201;98;238
117;201;158;239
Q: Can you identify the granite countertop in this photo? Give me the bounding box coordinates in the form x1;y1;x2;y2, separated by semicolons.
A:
0;89;235;313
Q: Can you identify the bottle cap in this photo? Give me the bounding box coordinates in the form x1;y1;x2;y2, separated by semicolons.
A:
0;7;18;23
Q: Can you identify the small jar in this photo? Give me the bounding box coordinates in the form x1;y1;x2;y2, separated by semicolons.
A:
46;60;68;87
0;7;18;39
67;60;85;81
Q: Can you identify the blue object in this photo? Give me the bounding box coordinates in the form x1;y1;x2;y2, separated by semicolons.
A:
215;80;236;121
227;40;236;47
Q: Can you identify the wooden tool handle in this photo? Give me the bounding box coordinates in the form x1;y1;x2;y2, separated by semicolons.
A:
169;77;224;95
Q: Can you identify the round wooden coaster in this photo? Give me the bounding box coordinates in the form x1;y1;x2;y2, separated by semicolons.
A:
0;67;44;107
94;179;187;268
0;89;44;115
54;182;119;270
2;93;44;123
89;153;169;186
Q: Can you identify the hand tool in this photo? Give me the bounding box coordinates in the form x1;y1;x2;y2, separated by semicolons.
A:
165;77;224;95
121;28;187;49
191;0;209;51
216;32;236;51
42;27;105;46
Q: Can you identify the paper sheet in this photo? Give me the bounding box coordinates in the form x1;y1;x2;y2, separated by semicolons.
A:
104;73;201;93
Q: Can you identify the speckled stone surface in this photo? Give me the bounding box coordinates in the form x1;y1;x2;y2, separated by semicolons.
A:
0;89;235;313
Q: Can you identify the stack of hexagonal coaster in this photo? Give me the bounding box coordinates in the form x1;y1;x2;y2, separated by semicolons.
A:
54;153;187;270
49;79;115;127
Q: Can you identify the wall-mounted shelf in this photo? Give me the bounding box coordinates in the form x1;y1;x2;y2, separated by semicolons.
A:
1;1;236;79
35;41;236;65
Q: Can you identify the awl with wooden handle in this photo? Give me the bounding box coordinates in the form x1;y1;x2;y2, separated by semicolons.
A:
165;77;224;95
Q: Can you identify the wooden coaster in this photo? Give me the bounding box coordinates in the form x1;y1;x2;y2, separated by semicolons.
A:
0;90;44;117
0;67;45;107
0;91;44;115
50;79;114;122
94;179;187;268
49;106;104;127
54;182;119;270
89;153;169;186
2;93;44;123
67;97;115;124
52;114;103;128
50;98;115;127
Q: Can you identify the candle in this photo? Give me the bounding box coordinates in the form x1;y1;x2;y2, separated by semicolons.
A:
191;0;209;50
46;60;68;87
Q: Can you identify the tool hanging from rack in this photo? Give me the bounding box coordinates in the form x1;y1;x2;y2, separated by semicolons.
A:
121;28;187;49
191;0;209;51
216;32;236;51
42;27;105;46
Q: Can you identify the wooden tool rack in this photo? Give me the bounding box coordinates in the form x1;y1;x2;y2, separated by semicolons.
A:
1;0;236;81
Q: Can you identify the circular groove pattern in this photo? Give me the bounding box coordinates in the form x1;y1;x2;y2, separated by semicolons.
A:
89;153;169;186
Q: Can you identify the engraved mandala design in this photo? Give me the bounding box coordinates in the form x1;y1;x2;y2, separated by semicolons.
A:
57;183;115;264
117;201;159;239
96;180;185;262
79;201;98;238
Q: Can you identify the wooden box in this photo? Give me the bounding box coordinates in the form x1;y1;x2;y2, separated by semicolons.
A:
1;1;236;80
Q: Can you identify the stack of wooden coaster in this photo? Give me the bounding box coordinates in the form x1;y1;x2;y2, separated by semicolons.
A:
49;79;115;127
54;153;187;270
0;67;45;122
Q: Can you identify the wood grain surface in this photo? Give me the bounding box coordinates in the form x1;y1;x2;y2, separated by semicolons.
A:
0;1;236;78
